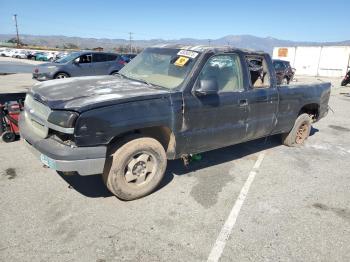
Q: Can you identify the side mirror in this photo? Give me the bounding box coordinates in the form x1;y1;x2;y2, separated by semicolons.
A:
195;78;219;96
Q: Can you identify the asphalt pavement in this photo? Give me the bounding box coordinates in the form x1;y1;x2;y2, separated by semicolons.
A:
0;61;35;74
0;73;350;262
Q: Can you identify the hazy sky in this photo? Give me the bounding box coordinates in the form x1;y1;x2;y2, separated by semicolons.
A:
0;0;348;42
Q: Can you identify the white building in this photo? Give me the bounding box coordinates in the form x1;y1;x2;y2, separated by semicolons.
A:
272;46;350;77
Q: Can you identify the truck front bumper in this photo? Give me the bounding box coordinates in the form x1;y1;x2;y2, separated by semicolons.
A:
19;115;107;176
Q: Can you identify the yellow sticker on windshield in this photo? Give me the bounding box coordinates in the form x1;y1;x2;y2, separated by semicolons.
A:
174;56;189;67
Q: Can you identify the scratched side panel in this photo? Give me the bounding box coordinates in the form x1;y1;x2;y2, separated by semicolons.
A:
74;93;182;147
273;82;331;134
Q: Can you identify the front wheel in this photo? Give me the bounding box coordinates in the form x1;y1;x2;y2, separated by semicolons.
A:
55;73;69;79
282;113;312;147
102;137;167;200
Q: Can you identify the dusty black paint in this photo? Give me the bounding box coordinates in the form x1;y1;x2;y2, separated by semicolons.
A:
23;45;331;161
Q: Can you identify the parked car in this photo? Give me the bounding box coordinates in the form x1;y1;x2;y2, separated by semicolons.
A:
341;69;350;86
273;59;295;84
32;51;127;81
2;49;17;57
120;53;137;63
21;45;331;200
55;52;69;61
0;49;10;56
35;52;54;61
13;50;28;59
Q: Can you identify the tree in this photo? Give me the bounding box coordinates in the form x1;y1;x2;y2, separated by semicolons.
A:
63;43;79;49
7;37;24;46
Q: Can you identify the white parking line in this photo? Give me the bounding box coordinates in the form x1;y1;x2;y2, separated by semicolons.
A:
207;151;266;262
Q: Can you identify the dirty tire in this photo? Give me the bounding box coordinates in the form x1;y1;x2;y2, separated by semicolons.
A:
102;137;167;200
282;113;312;147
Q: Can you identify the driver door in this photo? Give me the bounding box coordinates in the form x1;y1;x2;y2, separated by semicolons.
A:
180;53;249;154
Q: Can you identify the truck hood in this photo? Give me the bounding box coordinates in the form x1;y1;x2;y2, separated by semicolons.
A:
29;75;170;112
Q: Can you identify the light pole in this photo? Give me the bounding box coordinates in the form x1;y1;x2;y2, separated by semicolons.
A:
13;14;20;47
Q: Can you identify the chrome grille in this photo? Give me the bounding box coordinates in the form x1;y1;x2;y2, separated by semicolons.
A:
24;95;51;138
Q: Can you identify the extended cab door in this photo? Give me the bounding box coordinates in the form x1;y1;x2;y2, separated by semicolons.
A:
243;55;279;139
180;53;249;154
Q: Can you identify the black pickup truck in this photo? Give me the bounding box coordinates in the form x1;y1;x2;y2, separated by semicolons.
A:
20;45;331;200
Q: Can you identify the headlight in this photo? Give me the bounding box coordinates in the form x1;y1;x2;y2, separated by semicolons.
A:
48;111;79;128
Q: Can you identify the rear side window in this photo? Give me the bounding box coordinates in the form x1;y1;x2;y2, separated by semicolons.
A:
93;53;108;62
197;54;244;93
246;56;271;88
273;61;285;70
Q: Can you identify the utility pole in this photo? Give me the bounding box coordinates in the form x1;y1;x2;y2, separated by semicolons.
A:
128;32;134;53
208;39;211;46
13;14;20;47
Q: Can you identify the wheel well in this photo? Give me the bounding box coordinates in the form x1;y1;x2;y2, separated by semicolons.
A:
54;71;70;78
299;103;319;121
110;70;119;75
108;126;176;159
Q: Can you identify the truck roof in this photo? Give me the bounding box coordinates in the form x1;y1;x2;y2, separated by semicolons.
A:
151;43;267;56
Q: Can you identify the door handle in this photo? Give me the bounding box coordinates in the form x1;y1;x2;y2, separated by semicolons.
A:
239;99;248;107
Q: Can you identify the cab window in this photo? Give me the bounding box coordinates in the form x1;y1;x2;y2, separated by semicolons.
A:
196;54;243;93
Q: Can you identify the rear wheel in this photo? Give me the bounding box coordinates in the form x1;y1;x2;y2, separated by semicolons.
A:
2;132;16;143
102;137;167;200
282;113;312;147
55;73;69;79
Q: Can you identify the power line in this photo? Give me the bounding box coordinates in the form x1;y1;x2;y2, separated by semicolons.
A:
13;14;20;47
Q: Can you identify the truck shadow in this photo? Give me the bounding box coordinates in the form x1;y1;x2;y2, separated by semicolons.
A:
158;135;281;191
58;130;318;199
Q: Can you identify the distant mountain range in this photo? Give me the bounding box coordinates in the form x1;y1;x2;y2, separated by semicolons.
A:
1;34;349;53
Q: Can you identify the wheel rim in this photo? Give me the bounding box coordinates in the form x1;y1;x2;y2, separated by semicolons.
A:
295;122;309;144
124;152;157;187
282;78;288;84
57;74;67;79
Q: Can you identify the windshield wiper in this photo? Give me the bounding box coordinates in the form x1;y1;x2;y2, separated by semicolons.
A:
137;78;152;86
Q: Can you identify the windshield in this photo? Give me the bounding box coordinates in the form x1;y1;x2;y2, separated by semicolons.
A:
119;48;200;89
55;52;80;63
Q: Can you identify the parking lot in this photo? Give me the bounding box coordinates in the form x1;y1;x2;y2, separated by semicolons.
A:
1;66;350;261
